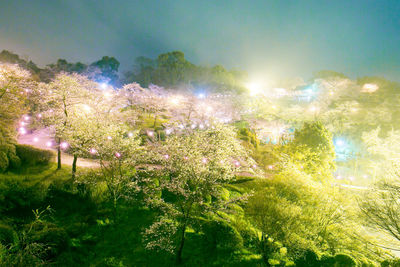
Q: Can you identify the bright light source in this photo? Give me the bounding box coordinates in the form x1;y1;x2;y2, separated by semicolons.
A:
362;83;379;93
234;161;240;167
128;132;134;137
90;148;97;154
268;165;274;170
46;141;52;147
166;129;172;135
164;154;169;160
197;93;206;99
115;152;121;158
37;114;42;118
107;136;112;140
33;137;39;143
100;83;108;89
60;142;69;149
247;82;261;96
19;127;27;135
335;139;345;147
169;96;181;105
202;158;208;164
147;131;154;137
82;104;91;113
24;115;30;121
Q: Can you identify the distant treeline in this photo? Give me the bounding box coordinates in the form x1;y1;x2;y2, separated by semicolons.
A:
0;50;247;91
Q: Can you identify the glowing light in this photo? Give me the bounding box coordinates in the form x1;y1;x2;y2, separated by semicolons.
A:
329;91;334;96
165;129;172;135
199;124;204;129
147;131;154;137
191;124;196;129
335;138;345;147
247;82;261;96
183;156;188;160
362;83;379;93
206;106;213;112
128;132;134;137
33;137;39;143
24;115;30;121
115;152;121;158
252;164;257;168
46;141;52;147
60;142;69;149
234;161;240;167
107;136;112;140
20;121;26;126
100;83;108;89
164;154;169;160
179;124;184;130
169;96;181;105
197;93;206;99
309;106;318;112
19;127;27;135
37;114;42;118
268;165;274;170
202;158;208;164
90;148;97;154
82;104;91;113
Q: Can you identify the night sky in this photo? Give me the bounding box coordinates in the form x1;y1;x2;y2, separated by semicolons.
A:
1;0;399;81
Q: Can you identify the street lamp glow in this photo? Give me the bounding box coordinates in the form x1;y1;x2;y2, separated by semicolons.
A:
60;142;69;149
247;82;261;96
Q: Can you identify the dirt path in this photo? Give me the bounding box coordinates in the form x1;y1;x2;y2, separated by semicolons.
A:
18;128;99;168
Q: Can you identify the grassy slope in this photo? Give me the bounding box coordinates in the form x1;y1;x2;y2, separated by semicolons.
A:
0;164;264;266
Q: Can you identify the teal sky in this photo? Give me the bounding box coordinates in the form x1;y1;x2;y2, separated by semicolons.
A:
0;0;399;81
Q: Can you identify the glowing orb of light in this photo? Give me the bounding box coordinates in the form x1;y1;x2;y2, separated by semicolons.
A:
115;152;121;158
147;131;154;137
107;136;112;140
90;148;97;154
197;93;206;99
199;124;204;129
268;165;274;170
335;138;346;147
362;83;379;93
100;83;108;90
164;154;169;160
202;158;208;164
60;142;69;149
128;132;134;137
46;141;52;147
252;164;257;168
165;129;172;135
19;127;27;135
20;121;26;126
33;137;39;143
191;124;196;129
247;82;261;96
234;161;241;167
37;114;42;118
24;115;30;121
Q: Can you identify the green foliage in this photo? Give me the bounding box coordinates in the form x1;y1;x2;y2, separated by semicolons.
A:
16;144;54;167
0;223;16;246
0;151;8;172
200;218;243;254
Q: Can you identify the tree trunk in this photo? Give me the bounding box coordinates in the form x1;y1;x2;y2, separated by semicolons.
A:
57;138;61;170
153;114;158;128
72;154;78;180
176;224;187;264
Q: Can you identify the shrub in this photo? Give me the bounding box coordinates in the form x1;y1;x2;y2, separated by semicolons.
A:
16;144;54;166
201;218;243;254
29;221;69;260
295;249;320;267
0;151;8;172
0;224;16;246
334;253;357;267
0;178;46;216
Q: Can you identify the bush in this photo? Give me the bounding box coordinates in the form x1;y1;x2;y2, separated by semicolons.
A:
0;151;8;172
0;224;16;246
0;178;46;216
334;253;357;267
201;218;243;255
29;221;69;260
295;249;320;267
16;144;54;167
